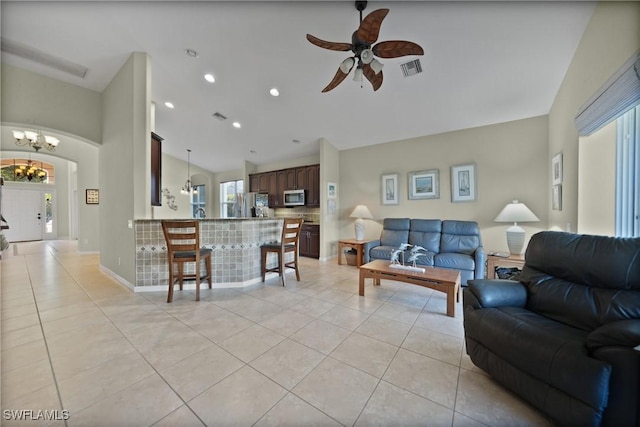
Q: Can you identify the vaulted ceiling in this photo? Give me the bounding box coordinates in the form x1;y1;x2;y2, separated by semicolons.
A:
1;1;595;173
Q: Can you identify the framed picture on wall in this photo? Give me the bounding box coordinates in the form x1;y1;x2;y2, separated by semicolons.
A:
450;163;477;202
328;182;337;199
552;152;563;185
552;184;562;211
408;169;439;200
381;173;399;205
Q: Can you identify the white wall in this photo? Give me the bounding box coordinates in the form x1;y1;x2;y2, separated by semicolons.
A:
319;138;340;260
339;116;549;253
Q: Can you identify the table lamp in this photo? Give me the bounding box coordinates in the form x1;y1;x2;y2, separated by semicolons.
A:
494;200;540;255
349;205;373;241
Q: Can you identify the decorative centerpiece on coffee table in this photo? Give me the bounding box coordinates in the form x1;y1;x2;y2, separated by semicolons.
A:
389;243;426;273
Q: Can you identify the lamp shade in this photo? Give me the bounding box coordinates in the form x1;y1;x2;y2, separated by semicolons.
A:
494;200;540;223
350;205;373;219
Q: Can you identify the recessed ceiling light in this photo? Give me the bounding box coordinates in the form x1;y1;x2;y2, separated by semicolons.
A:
204;73;215;83
292;139;300;144
185;49;199;58
250;150;256;154
270;88;280;97
232;122;241;129
164;102;175;109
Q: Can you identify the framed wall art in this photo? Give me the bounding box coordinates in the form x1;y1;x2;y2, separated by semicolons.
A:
327;182;337;199
408;169;439;200
552;184;562;211
86;189;99;204
381;173;399;205
552;152;563;185
450;163;477;203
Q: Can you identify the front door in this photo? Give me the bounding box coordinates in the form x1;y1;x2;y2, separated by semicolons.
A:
3;189;43;242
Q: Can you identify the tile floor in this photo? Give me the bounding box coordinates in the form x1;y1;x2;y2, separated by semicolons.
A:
1;240;553;426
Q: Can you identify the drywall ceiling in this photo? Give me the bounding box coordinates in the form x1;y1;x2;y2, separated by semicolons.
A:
0;1;595;173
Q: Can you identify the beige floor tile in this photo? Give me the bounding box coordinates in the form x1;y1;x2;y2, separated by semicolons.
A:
289;297;337;318
383;348;459;409
151;404;204;427
374;301;423;325
255;392;342;427
386;289;430;309
356;380;454;426
319;305;371;330
414;309;465;338
188;365;288;426
1;310;40;334
190;310;254;343
292;357;379;426
220;323;285;363
330;333;398;378
259;309;315;337
160;344;244;401
1;339;49;373
455;368;553;427
0;385;63;426
290;319;351;354
1;324;43;350
314;288;355;304
40;307;110;338
453;411;490;427
131;328;215;372
1;358;55;403
355;314;412;346
226;297;284;323
67;374;183;427
402;325;465;366
338;294;384;314
250;338;326;389
57;352;156;413
1;302;38;320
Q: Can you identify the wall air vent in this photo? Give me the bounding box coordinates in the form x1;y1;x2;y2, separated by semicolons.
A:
400;59;422;78
1;37;88;78
212;112;227;121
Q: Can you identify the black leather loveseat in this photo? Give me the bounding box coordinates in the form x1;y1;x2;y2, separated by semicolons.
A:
464;231;640;427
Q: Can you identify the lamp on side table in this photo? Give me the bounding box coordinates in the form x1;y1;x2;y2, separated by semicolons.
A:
349;205;373;241
494;200;539;255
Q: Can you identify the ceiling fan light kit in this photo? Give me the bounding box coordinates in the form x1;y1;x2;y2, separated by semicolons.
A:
306;0;424;92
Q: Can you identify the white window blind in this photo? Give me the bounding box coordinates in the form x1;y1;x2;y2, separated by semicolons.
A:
575;50;640;136
615;106;640;237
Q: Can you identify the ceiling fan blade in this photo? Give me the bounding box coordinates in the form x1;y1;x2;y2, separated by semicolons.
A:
373;40;424;58
321;66;350;93
306;34;352;51
356;9;389;44
363;64;383;91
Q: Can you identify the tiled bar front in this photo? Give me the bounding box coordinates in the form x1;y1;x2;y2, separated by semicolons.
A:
134;218;284;290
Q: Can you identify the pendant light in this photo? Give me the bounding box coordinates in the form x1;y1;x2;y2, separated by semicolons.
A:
181;149;193;195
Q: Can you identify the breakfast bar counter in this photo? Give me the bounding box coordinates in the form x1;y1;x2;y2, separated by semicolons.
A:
134;218;283;290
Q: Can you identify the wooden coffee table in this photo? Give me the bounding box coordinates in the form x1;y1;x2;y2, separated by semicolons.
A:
359;260;462;317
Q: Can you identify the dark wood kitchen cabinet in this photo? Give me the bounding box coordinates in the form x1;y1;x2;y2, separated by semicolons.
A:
306;164;320;207
299;223;320;258
249;164;320;207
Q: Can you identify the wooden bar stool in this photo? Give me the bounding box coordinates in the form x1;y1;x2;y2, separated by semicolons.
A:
261;218;304;286
161;220;212;302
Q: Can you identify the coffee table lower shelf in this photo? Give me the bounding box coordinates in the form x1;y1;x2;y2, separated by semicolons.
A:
358;260;462;317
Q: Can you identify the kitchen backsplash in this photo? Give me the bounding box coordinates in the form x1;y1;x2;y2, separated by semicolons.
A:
274;207;320;223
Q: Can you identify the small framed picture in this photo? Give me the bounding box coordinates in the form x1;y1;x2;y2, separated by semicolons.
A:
552;184;562;211
86;189;99;204
552;152;563;185
451;163;477;203
408;169;439;200
381;173;399;205
327;182;337;199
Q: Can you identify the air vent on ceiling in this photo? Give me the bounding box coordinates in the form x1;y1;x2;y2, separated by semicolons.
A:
212;112;227;121
400;59;422;78
1;37;88;78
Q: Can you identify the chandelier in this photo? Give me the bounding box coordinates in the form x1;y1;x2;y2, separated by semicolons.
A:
13;130;59;152
14;159;47;182
180;149;193;195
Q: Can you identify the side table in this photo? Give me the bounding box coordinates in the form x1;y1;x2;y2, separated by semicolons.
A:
338;239;373;267
486;253;525;279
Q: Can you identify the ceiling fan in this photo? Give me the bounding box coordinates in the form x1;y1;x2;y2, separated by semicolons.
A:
306;1;424;92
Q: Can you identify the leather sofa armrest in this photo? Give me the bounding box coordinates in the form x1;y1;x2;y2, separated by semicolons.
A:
474;246;486;279
466;279;527;309
586;319;640;351
361;240;380;264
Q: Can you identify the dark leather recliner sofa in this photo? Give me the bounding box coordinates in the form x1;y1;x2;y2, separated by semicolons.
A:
362;218;485;284
464;231;640;427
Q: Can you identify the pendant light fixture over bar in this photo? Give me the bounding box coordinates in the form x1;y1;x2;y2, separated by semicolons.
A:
181;149;193;195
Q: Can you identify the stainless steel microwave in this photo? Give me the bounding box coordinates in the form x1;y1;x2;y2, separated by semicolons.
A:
284;189;305;206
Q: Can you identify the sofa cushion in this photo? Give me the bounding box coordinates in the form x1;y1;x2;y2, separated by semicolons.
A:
409;219;441;253
464;305;612;412
440;220;481;255
380;218;410;247
522;232;640;331
370;246;400;262
435;252;475;272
